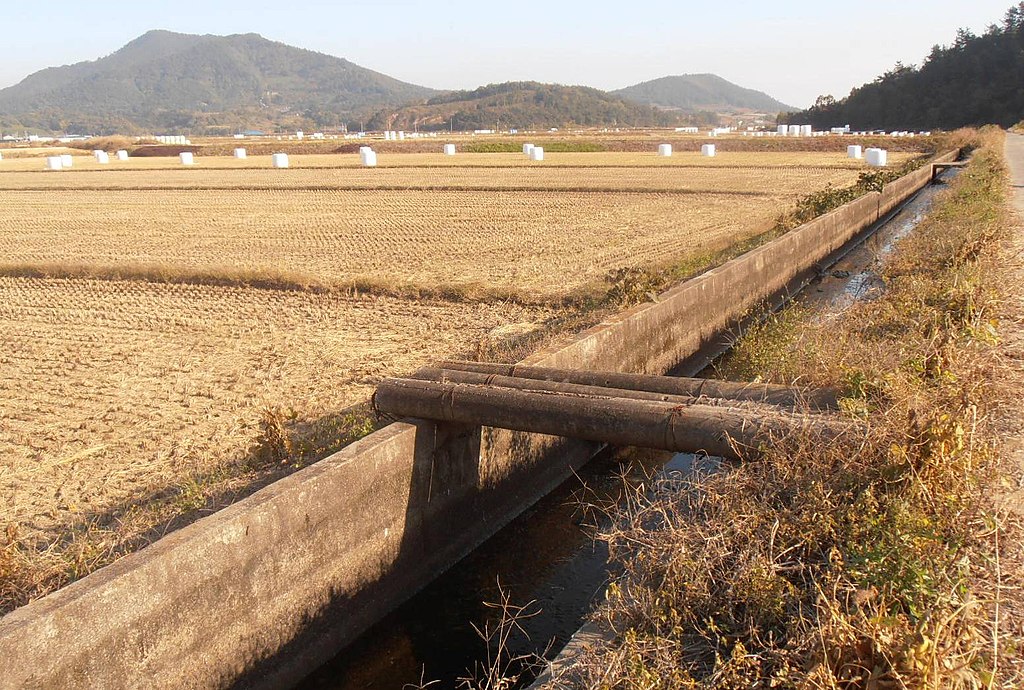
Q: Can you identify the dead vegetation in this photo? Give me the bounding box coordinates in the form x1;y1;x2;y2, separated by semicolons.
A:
0;144;941;616
0;278;558;613
543;130;1023;688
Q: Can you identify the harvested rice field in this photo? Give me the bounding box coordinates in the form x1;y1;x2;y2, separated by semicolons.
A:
0;276;557;606
0;152;904;300
0;189;793;299
0;146;920;608
0;150;917;172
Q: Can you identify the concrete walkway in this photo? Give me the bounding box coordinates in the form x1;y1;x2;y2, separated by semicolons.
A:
1008;133;1024;213
999;132;1024;682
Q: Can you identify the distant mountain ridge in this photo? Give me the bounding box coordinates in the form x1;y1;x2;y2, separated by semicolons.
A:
366;81;688;131
0;31;796;134
0;30;437;134
613;74;794;113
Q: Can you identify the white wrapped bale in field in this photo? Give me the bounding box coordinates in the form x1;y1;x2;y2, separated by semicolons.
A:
234;148;247;159
847;145;863;159
865;148;888;167
271;153;289;168
657;144;672;157
701;144;716;157
179;152;194;165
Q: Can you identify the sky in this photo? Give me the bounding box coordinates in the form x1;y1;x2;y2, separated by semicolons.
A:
0;0;1014;109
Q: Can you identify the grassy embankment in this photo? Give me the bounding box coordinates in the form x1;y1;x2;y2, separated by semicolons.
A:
555;129;1021;688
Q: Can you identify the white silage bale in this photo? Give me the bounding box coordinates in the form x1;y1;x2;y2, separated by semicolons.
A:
271;153;289;168
60;154;73;168
701;144;716;157
46;156;63;171
116;150;129;161
777;124;788;136
657;143;672;157
361;149;377;166
523;143;535;156
847;145;863;159
94;150;109;164
800;124;812;136
179;152;194;165
530;146;544;161
234;148;247;159
443;144;456;155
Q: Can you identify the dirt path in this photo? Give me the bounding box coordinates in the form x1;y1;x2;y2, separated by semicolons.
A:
997;132;1024;681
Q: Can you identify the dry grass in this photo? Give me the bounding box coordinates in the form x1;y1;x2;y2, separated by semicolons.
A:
0;162;868;193
0;150;918;172
0;188;798;301
544;130;1021;688
0;153;893;303
0;277;558;612
0;145;925;613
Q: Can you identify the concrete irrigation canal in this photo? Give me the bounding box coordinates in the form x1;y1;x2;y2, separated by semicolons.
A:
0;151;960;690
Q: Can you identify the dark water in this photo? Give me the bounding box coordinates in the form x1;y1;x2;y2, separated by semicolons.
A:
803;167;961;310
297;447;686;690
295;168;962;690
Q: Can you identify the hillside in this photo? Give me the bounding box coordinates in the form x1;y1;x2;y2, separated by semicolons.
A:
612;74;794;113
793;4;1024;130
365;81;687;131
0;30;437;135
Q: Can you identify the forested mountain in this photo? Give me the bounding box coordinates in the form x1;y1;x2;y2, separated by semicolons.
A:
365;82;686;131
794;3;1024;130
0;31;437;134
612;74;793;113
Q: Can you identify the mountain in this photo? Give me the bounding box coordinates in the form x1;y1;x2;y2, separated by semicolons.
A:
612;74;794;113
0;30;437;134
365;81;688;131
791;4;1024;131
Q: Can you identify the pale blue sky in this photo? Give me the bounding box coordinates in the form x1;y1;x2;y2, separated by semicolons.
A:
0;0;1013;108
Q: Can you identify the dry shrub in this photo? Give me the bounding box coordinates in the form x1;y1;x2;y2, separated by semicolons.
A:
549;129;1018;688
66;135;150;152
